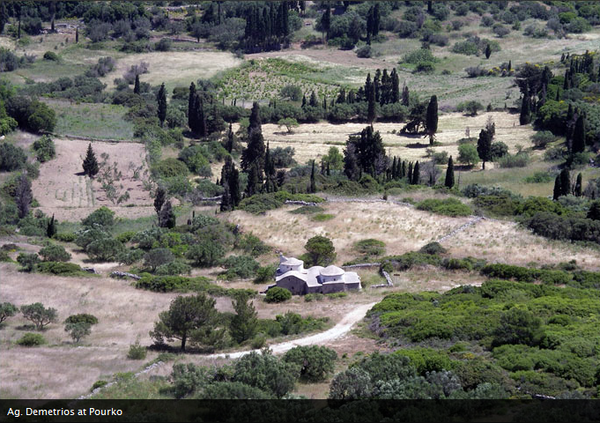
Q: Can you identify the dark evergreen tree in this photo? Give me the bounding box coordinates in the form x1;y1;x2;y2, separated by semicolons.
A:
553;175;561;201
245;162;260;197
157;82;167;127
241;130;266;177
195;95;207;137
477;129;492;170
401;84;410;107
188;82;197;131
309;91;318;107
226;123;235;153
82;143;99;178
309;160;316;193
560;168;571;197
575;173;583;197
367;87;376;124
154;186;166;215
407;162;413;182
343;142;360;181
75;27;79;43
248;102;262;136
321;2;331;41
15;174;32;219
159;201;176;229
391;69;400;103
519;96;531;125
572;115;586;153
0;2;7;35
46;214;57;238
134;74;140;95
485;43;492;59
444;156;455;189
220;184;232;212
412;161;420;185
425;95;438;145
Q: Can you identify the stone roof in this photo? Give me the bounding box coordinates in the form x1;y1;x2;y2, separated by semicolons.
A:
281;257;303;266
320;265;344;276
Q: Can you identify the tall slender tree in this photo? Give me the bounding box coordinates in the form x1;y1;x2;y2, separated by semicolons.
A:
309;160;316;193
575;173;583;197
560;168;571;197
229;292;258;344
553;175;561;201
477;129;492;170
154;186;166;215
82;143;99;177
159;201;176;228
444;156;455;189
572;115;586;153
134;74;141;94
412;161;420;185
519;96;531;125
157;82;167;127
188;82;197;131
46;214;57;238
15;174;32;219
425;95;438;145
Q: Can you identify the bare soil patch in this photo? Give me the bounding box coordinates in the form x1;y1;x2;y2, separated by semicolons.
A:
32;138;154;221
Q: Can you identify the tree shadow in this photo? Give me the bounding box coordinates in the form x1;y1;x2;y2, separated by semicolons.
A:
405;142;430;149
15;324;37;331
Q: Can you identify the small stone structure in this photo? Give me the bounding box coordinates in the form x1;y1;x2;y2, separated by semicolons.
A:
267;254;361;295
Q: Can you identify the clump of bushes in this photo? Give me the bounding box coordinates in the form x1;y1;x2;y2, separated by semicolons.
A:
354;239;386;258
16;333;46;347
265;287;292;303
127;341;147;360
416;198;472;217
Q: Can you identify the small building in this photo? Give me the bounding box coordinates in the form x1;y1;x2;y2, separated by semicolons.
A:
269;254;361;295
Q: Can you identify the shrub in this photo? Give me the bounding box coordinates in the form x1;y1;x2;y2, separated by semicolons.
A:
283;346;337;382
220;255;260;280
91;380;108;391
152;158;189;178
265;287;292;303
86;238;125;262
452;40;479;56
403;49;437;65
37;262;83;275
16;333;46;347
0;143;27;171
458;144;480;166
497;153;530;168
531;131;557;149
17;253;40;272
416;198;472;217
457;101;484;116
237;233;270;257
253;265;277;284
414;62;435;74
38;244;71;262
524;172;554;184
43;51;59;62
356;45;372;58
354;239;386;257
82;206;115;229
127;341;147;360
32;135;56;163
154;38;172;52
419;242;447;255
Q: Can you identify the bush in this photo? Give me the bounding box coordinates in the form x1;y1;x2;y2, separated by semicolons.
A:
403;49;437;65
152;158;189;178
127;341;147;360
16;333;46;347
154;38;172;52
37;261;83;275
86;238;125;262
457;101;484;116
65;314;98;325
32;135;56;163
283;346;337;383
356;45;372;58
524;172;554;184
531;131;557;149
265;287;292;303
237;233;270;257
82;206;115;229
220;255;260;280
43;51;59;62
419;242;447;255
416;198;472;217
354;239;386;257
0;143;27;171
253;265;277;284
497;153;530;168
39;244;71;262
452;40;479;56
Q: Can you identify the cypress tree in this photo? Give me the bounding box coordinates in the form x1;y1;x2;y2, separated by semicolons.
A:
477;129;492;170
508;60;511;72
230;166;241;207
154;186;166;215
401;84;410;107
245;162;260;196
321;3;331;41
560;168;571;197
444;156;455;189
188;82;197;131
75;27;79;43
15;174;31;219
391;157;398;179
412;161;420;185
82;143;99;177
553;175;561;201
248;102;262;135
572;116;586;153
220;184;232;212
241;129;266;174
485;43;492;59
226;123;234;153
134;74;140;94
425;95;438;145
157;82;167;127
310;160;316;193
401;161;406;178
391;69;400;103
519;96;531;125
367;86;376;123
575;173;583;197
407;162;413;183
46;214;57;238
159;201;176;229
309;91;318;107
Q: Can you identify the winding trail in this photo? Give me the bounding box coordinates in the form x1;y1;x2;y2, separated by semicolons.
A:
208;302;377;359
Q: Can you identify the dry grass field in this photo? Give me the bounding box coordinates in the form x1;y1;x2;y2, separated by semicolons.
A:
258;111;536;166
32;138;155;221
227;201;600;271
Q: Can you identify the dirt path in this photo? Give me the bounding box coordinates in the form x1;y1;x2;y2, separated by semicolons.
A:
209;302;377;359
